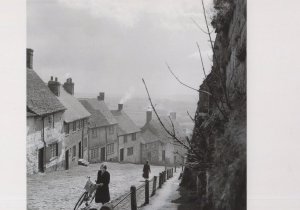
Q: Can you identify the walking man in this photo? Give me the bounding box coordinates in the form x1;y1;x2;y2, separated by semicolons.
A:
143;160;151;180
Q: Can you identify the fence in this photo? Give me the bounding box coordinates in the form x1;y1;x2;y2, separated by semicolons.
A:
104;167;175;210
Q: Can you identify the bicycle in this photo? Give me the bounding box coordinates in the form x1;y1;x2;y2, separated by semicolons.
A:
74;176;99;210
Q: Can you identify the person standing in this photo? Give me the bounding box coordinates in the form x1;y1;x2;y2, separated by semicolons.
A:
95;164;110;204
143;161;151;179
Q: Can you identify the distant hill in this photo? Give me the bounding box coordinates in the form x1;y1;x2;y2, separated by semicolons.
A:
76;92;197;130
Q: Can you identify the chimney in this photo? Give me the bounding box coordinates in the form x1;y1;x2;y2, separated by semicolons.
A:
48;76;61;96
63;77;74;95
26;48;34;69
97;92;105;101
146;110;152;124
170;112;176;120
118;104;123;111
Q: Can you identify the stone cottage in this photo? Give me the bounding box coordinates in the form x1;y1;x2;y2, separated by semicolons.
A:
111;104;143;163
79;93;118;163
26;49;66;175
48;77;91;170
141;110;186;166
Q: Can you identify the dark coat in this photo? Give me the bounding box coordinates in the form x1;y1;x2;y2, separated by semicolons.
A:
143;163;151;179
95;170;110;204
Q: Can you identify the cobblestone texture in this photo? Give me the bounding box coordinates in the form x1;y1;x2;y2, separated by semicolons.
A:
27;162;164;210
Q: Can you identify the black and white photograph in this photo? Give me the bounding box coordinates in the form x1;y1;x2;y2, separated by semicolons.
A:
2;0;300;210
26;0;246;209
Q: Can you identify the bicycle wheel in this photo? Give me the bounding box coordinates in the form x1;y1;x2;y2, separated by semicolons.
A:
74;191;88;210
87;190;97;206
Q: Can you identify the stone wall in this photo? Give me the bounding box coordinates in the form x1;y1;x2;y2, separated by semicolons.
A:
27;111;65;175
181;0;247;209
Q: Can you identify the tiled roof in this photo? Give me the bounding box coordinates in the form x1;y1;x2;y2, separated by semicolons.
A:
141;116;185;144
79;99;117;127
111;110;140;136
57;87;91;123
27;68;65;116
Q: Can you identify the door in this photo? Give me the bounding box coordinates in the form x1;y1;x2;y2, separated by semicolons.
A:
78;141;82;159
101;147;105;161
38;148;44;172
120;148;124;162
65;150;69;170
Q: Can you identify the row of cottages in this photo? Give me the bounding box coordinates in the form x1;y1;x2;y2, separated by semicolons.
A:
140;110;187;166
26;49;91;174
79;95;119;163
49;77;91;170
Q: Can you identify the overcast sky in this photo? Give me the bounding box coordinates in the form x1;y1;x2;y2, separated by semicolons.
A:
27;0;215;101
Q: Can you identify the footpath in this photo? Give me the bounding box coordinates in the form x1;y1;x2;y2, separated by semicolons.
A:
139;171;181;210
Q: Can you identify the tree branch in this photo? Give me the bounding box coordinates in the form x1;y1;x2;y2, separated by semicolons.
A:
166;62;212;96
187;111;195;122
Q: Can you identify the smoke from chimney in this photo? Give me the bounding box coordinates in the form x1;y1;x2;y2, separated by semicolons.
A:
119;86;135;104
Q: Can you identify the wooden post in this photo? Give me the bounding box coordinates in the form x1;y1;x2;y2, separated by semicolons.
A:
152;176;157;196
145;179;149;204
130;185;137;210
158;173;162;188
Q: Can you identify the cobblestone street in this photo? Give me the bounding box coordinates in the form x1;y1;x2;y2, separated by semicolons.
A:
27;162;164;210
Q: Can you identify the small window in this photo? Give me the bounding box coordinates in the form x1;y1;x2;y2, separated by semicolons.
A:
73;121;76;131
124;135;127;143
91;148;98;159
48;115;54;128
64;122;69;134
109;126;114;134
72;145;76;157
107;143;114;155
127;147;133;156
132;133;136;141
92;128;97;138
49;143;58;158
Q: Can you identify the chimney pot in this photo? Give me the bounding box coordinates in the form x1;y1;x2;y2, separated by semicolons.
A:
146;110;152;124
55;77;58;82
97;92;105;101
63;78;74;95
51;76;53;81
118;104;123;111
26;48;34;69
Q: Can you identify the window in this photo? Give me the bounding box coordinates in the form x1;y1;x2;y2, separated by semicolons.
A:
91;148;99;159
48;115;54;128
92;128;97;138
109;126;114;134
72;145;76;157
73;121;76;131
64;122;69;134
162;150;166;161
124;135;127;143
49;143;58;158
107;143;114;155
132;133;136;141
147;152;151;161
127;147;133;156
